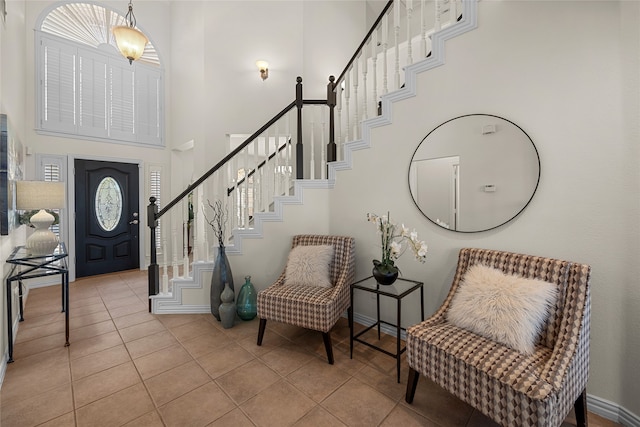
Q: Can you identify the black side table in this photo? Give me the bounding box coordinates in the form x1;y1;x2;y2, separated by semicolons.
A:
5;243;69;363
349;276;424;383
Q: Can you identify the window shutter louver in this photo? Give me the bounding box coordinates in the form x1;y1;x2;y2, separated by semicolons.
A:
136;67;162;145
42;36;77;133
78;48;108;138
42;159;63;239
109;60;136;140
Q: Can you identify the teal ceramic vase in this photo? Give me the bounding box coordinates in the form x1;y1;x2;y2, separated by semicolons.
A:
236;275;257;321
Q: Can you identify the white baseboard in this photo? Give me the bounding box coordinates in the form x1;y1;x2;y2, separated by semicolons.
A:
351;312;640;427
588;394;640;427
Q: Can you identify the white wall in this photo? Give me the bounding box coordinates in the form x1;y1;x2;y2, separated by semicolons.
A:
329;0;640;418
0;0;28;380
3;0;639;420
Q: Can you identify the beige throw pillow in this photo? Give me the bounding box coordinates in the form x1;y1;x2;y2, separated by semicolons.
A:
284;245;334;288
446;264;557;354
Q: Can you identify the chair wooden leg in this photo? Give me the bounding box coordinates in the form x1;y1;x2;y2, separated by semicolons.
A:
257;318;267;346
574;388;588;427
322;332;334;365
405;367;420;404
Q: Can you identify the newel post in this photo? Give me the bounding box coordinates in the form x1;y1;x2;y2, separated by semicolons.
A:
295;76;304;179
327;75;337;163
147;196;159;312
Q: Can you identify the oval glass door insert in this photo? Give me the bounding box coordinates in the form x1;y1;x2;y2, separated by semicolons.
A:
95;177;123;231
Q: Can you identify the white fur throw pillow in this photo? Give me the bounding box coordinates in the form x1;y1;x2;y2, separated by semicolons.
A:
446;264;557;354
284;245;334;288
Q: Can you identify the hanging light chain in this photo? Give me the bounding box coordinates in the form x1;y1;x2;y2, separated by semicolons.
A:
125;1;137;29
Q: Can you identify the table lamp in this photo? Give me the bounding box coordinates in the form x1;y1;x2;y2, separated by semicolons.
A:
16;181;66;255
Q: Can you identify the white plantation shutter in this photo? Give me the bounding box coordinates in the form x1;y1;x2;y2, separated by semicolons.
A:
36;155;67;242
136;67;162;145
37;32;163;146
42;37;76;133
109;60;135;140
78;48;108;138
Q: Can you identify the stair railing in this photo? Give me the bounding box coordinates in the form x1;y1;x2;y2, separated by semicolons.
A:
147;77;330;304
147;0;468;306
330;0;463;158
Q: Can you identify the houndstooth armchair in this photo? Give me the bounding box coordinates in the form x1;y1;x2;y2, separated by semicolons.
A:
405;248;591;427
257;235;356;364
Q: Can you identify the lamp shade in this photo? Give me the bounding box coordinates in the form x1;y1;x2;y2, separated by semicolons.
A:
16;181;66;255
113;26;148;64
16;181;66;210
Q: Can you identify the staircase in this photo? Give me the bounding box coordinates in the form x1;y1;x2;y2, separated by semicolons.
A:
150;0;478;314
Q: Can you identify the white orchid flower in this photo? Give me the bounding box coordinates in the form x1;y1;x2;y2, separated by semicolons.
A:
390;241;402;255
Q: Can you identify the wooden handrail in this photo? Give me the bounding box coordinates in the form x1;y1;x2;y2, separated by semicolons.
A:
334;0;394;86
155;100;296;221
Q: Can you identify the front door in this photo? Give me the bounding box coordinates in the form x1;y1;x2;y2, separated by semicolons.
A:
75;159;140;277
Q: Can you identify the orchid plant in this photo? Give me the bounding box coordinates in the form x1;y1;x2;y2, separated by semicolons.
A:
367;212;428;275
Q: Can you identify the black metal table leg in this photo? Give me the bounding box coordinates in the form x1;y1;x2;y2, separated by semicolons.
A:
397;297;402;383
18;280;24;321
64;272;70;346
6;278;14;363
349;286;354;358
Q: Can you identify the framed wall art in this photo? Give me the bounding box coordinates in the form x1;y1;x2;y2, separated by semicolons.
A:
1;114;24;235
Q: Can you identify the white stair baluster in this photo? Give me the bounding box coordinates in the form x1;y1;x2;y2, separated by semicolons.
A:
382;14;389;95
243;147;249;228
371;28;378;116
435;0;442;32
253;137;259;217
394;0;401;90
182;218;189;278
171;223;179;279
310;112;316;180
321;107;326;180
344;72;351;142
406;0;413;65
229;159;236;232
284;116;290;195
278;109;298;196
420;0;427;58
162;240;169;294
335;84;343;157
265;134;272;212
353;59;359;140
192;190;199;262
362;54;368;120
450;0;458;25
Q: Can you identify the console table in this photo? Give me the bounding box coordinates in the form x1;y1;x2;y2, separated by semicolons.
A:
5;243;69;363
349;276;424;383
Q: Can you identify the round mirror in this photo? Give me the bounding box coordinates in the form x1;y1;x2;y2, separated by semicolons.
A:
408;114;540;232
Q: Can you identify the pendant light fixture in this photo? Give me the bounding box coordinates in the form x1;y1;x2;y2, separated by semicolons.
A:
112;0;148;65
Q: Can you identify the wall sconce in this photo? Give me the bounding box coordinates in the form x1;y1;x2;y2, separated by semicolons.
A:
112;0;149;65
16;181;66;255
256;60;269;80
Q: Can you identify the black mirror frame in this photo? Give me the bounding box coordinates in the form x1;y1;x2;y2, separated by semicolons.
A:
408;114;541;233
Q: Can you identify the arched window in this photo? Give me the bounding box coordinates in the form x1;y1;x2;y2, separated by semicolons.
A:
35;2;164;147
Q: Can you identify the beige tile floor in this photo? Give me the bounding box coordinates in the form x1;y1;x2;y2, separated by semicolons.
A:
0;269;621;427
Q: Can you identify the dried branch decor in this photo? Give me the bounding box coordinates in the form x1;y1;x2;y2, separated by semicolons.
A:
204;199;228;248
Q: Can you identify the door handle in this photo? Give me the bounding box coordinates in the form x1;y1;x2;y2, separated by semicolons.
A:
129;219;139;225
